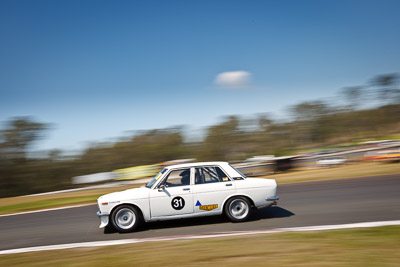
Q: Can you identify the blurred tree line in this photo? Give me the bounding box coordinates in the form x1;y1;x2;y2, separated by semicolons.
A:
0;73;399;197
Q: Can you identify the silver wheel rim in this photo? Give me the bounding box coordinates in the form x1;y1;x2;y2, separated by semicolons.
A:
115;208;136;230
229;199;249;220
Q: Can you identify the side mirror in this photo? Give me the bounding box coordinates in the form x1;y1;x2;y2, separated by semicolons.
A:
158;185;165;192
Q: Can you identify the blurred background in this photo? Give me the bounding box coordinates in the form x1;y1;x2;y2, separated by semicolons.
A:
1;0;399;197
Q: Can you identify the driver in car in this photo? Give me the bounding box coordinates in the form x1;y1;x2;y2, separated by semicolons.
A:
165;169;190;187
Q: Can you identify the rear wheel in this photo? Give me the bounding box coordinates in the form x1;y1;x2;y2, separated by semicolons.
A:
111;205;140;233
224;197;252;222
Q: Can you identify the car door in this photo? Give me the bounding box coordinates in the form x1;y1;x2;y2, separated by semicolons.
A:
149;168;194;218
191;166;236;214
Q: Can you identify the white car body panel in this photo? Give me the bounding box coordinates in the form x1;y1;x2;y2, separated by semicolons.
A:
97;161;279;228
149;186;194;217
234;178;277;207
192;181;236;214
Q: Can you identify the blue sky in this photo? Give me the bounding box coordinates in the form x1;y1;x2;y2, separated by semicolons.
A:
1;0;399;152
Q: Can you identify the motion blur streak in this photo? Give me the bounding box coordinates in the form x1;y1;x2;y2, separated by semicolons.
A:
1;220;400;255
0;203;94;218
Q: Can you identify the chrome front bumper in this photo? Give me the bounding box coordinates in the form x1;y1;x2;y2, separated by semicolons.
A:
97;211;110;228
97;211;109;217
266;195;280;201
266;195;279;205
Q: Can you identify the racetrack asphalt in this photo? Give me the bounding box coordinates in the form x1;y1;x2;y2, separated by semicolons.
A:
0;174;399;251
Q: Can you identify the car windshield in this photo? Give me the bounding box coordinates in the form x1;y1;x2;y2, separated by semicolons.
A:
145;168;167;188
230;164;247;179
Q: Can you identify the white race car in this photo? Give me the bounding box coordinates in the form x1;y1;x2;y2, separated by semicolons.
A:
97;161;279;233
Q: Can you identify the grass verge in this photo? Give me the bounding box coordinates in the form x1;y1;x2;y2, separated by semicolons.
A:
0;195;98;214
0;161;399;215
1;225;399;266
271;161;400;184
0;184;141;215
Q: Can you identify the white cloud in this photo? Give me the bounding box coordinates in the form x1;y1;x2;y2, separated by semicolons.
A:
214;70;252;89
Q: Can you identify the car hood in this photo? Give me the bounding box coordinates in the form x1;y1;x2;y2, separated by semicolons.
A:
98;187;150;203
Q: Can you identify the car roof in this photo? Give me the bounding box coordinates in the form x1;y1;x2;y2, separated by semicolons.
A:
164;161;230;169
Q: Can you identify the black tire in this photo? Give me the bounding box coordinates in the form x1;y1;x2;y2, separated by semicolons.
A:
224;197;252;222
110;205;141;233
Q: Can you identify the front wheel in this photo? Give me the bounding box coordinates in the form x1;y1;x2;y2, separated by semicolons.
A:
224;197;252;222
111;205;140;233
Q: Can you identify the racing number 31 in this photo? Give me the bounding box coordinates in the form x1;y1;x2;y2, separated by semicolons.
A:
171;196;185;210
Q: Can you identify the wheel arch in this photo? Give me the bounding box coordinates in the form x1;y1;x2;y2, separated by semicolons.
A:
110;202;145;222
222;194;256;211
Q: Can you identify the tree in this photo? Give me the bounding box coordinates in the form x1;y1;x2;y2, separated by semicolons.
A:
0;117;48;163
370;74;400;104
289;101;330;121
257;114;273;131
201;116;241;161
340;86;364;110
288;101;332;145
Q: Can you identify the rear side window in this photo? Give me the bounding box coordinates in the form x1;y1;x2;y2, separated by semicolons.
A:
195;166;230;184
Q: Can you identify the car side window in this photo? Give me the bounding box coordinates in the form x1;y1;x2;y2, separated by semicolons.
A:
195;166;229;184
161;168;190;187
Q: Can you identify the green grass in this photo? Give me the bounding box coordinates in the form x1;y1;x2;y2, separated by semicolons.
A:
0;161;399;215
1;226;400;266
0;184;142;215
271;161;400;184
0;195;99;214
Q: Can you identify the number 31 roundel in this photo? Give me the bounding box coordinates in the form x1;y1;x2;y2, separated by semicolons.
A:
171;196;185;210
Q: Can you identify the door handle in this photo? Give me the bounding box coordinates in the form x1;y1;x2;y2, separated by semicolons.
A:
226;183;232;186
183;188;190;191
